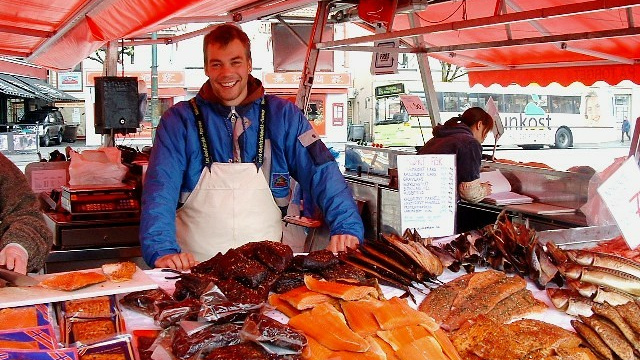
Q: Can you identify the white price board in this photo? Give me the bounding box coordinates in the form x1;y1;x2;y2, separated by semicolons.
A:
597;156;640;249
397;154;456;237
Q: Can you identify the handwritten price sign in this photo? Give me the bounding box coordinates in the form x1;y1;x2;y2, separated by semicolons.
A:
397;154;456;237
597;156;640;249
399;95;428;116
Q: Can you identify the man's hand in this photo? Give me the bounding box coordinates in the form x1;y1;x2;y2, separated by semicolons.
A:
154;253;197;271
0;244;29;274
326;234;360;253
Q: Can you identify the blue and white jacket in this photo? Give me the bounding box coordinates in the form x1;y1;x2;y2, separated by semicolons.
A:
140;78;363;266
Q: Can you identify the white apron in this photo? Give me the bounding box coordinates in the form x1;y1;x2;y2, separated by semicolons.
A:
175;162;283;262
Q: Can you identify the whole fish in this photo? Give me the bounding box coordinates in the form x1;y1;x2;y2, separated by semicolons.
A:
566;249;640;278
571;320;615;360
580;315;636;360
591;302;640;354
558;263;640;297
546;288;595;317
566;279;634;306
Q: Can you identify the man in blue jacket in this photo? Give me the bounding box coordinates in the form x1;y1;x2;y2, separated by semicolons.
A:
140;24;363;270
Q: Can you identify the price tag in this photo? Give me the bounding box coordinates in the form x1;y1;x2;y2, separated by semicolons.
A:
485;97;504;140
31;169;67;193
397;154;456;237
597;156;640;249
400;95;428;116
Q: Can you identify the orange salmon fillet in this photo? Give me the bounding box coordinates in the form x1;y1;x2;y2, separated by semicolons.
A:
304;275;378;301
289;303;369;352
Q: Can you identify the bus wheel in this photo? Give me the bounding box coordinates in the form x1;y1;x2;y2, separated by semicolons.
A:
554;127;572;149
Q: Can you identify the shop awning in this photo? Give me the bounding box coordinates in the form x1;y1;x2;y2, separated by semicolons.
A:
318;0;640;86
0;76;36;99
0;73;78;102
0;0;638;87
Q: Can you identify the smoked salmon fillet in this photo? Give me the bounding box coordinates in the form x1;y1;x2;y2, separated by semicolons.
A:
279;285;335;310
396;335;449;360
304;275;378;301
268;293;302;318
443;271;525;331
39;271;108;291
372;297;439;331
340;299;383;336
288;302;370;352
418;272;473;324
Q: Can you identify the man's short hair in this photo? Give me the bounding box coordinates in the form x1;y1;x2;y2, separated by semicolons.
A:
203;23;251;64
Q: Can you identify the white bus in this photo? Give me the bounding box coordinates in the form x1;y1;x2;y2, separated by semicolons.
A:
373;83;623;149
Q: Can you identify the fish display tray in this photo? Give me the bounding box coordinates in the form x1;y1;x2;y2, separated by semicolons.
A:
0;266;158;308
537;224;621;250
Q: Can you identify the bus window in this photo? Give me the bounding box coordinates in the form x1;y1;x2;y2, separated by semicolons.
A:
548;96;580;114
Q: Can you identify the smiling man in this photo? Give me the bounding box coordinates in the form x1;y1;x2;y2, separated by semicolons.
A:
140;24;364;271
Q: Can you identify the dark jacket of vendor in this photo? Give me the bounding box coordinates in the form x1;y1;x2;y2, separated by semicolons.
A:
417;107;494;203
0;152;53;273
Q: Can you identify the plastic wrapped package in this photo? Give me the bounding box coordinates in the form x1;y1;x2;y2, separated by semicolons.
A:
171;321;242;360
0;325;58;350
199;286;262;323
0;304;52;330
58;296;124;346
154;298;200;328
76;334;136;360
119;288;173;317
240;313;307;355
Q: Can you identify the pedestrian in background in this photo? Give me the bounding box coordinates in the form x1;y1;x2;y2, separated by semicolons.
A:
621;118;631;143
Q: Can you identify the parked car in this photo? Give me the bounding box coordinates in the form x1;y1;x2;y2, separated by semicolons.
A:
17;106;65;146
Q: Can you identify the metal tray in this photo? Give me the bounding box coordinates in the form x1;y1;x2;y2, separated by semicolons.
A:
537;224;621;249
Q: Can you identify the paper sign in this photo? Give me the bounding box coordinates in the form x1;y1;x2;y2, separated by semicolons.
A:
400;95;428;116
597;156;640;249
485;97;504;140
371;40;399;75
31;169;67;193
397;154;456;237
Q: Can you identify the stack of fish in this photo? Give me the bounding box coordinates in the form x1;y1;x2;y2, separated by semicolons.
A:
338;230;444;298
270;276;462;360
545;247;640;359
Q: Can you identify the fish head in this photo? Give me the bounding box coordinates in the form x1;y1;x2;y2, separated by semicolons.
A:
556;263;582;280
546;288;569;310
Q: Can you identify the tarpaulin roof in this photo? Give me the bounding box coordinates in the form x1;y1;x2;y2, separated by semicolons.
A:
0;0;317;72
0;0;638;86
318;0;640;86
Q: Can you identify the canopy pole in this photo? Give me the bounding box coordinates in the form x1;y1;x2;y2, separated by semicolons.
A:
408;13;440;128
150;32;159;142
101;40;118;147
295;0;331;112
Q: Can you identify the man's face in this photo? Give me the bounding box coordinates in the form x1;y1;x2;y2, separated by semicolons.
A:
204;39;252;106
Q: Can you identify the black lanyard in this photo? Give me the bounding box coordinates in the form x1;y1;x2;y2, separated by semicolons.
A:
189;97;266;170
